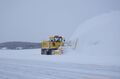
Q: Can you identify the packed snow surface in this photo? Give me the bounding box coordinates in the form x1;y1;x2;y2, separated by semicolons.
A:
0;49;120;79
0;11;120;79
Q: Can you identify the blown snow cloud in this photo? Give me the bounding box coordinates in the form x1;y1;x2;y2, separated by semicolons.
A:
71;11;120;55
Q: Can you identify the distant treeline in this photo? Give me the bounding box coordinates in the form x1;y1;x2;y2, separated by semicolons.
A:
0;41;41;50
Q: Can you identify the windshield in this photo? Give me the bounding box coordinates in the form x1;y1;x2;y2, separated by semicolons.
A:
49;36;65;42
49;37;54;42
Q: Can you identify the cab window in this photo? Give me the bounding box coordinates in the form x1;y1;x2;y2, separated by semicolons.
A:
49;37;54;42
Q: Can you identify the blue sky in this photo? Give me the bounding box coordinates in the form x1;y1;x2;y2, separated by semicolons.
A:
0;0;120;43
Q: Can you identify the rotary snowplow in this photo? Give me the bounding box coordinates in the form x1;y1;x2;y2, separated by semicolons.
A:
41;35;65;55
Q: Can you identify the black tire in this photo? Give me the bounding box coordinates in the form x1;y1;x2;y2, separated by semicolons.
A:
47;49;52;55
41;49;53;55
41;49;47;55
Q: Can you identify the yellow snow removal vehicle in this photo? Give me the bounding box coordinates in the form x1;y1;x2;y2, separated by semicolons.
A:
41;35;65;55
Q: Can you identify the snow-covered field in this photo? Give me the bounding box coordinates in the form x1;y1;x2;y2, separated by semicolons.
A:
0;49;120;79
0;11;120;79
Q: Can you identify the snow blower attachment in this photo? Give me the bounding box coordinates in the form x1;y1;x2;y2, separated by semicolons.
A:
41;35;65;55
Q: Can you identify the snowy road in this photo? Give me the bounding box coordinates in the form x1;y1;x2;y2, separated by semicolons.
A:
0;58;120;79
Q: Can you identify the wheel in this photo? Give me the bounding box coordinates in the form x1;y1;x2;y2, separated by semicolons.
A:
41;49;52;55
47;49;52;55
41;49;44;55
41;49;47;55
